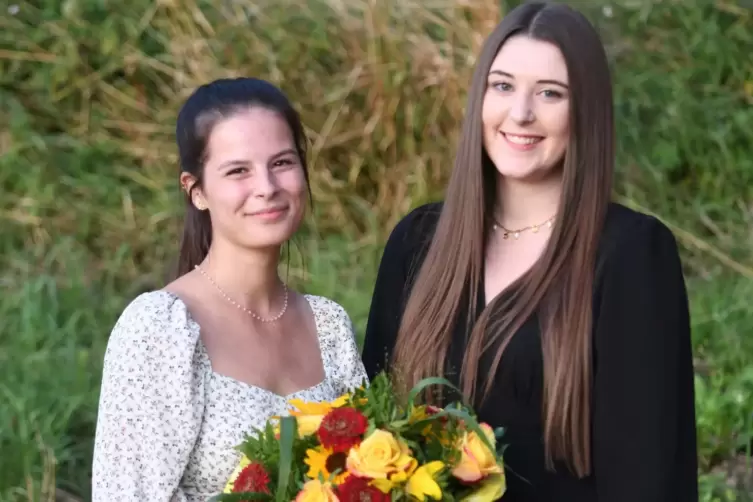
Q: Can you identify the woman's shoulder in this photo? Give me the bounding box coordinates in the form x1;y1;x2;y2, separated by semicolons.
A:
304;294;352;330
597;202;682;275
378;201;445;272
107;290;202;353
304;294;366;389
601;202;679;253
388;201;444;244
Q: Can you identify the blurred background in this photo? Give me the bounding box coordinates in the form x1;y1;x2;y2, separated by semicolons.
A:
1;0;751;500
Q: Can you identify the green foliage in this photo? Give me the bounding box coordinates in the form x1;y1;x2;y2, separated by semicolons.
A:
235;419;317;501
1;0;752;500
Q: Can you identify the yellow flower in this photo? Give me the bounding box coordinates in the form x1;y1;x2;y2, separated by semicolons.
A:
223;454;251;493
406;461;445;501
407;406;451;446
290;394;350;415
460;473;507;502
304;446;350;484
272;416;323;438
451;424;503;483
295;479;339;502
296;415;327;437
279;394;350;437
408;405;430;421
346;429;416;492
407;406;434;436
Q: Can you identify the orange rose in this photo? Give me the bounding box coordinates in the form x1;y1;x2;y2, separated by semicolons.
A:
451;424;503;483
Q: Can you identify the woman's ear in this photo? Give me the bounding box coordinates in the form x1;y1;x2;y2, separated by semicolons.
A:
179;171;207;211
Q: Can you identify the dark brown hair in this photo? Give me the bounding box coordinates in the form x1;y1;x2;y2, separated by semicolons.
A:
173;77;312;278
391;2;614;478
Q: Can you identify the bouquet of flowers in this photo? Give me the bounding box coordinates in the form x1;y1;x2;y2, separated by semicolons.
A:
211;372;506;502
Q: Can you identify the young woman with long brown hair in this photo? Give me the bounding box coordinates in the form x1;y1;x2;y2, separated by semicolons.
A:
362;3;697;500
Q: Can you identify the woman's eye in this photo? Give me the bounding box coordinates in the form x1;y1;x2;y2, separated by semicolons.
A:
273;158;295;168
227;167;248;175
493;82;513;92
541;89;564;99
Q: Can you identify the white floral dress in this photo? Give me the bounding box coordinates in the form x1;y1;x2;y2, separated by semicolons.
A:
91;290;368;502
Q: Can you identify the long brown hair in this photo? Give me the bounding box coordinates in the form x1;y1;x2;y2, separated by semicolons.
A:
391;2;614;478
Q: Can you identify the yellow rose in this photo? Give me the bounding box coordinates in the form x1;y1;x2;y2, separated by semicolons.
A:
406;461;445;501
460;473;506;502
451;424;503;483
346;429;416;488
294;479;339;502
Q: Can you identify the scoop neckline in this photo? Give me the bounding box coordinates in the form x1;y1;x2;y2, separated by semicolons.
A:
153;289;330;400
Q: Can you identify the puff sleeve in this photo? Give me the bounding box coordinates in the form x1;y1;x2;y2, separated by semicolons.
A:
92;292;206;502
319;297;369;394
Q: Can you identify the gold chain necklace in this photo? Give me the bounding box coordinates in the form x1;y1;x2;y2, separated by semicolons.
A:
492;216;555;240
195;264;289;323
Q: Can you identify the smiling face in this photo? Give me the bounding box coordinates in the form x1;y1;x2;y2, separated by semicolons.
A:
182;106;308;251
481;35;571;183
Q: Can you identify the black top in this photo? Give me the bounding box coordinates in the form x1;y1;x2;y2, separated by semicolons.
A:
361;202;698;502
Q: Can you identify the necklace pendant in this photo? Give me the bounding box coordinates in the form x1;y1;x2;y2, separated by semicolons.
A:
532;225;540;233
513;232;520;239
502;232;509;240
547;220;552;228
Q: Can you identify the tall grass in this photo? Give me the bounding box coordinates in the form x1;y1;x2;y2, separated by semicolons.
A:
1;0;752;500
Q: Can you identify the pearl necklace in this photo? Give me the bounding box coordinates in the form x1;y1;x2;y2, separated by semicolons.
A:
194;264;289;323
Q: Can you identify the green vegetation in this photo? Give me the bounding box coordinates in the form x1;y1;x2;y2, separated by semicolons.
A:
1;0;751;500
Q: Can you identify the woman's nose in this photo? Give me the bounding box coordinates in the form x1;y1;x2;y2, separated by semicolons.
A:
509;95;535;125
252;168;278;198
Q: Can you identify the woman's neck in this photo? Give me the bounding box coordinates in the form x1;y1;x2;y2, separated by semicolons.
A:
495;173;562;229
198;239;285;314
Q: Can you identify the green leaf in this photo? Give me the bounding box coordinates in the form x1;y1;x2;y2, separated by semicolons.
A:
208;493;272;502
407;376;465;409
276;416;297;502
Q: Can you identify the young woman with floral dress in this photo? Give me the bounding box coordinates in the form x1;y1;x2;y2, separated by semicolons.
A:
92;78;367;501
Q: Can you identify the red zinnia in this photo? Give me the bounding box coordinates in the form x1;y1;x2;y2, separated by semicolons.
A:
317;407;368;453
336;475;390;502
233;462;271;496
